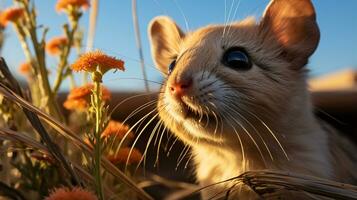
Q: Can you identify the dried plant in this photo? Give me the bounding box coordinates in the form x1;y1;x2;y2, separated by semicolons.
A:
0;0;152;199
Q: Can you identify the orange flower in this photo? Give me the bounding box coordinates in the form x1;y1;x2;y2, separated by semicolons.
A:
67;84;111;100
56;0;90;12
71;50;125;73
18;62;32;75
101;120;134;140
0;7;25;27
63;98;88;111
46;36;69;56
63;84;111;111
107;147;142;165
45;187;97;200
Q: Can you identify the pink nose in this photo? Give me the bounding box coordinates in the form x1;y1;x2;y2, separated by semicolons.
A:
169;79;192;98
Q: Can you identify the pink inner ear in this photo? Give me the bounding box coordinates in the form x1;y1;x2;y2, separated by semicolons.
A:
261;0;320;67
148;16;185;72
274;15;317;48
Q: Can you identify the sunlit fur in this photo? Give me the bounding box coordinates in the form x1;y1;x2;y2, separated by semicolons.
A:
149;0;357;199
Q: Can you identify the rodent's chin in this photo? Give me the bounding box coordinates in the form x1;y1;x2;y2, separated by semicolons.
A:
159;95;225;143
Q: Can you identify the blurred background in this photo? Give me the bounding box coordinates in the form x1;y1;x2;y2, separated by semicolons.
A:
1;0;357;92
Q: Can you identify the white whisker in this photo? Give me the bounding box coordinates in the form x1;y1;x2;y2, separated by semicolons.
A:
224;99;274;162
225;110;267;166
247;111;290;161
167;136;179;157
176;144;191;170
225;0;242;41
125;112;160;172
172;0;190;32
155;123;167;167
114;107;159;156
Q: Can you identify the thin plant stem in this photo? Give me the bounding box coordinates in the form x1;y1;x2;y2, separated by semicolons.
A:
84;0;99;84
17;0;64;122
93;80;104;200
52;16;80;93
132;0;150;92
13;24;37;74
13;24;41;107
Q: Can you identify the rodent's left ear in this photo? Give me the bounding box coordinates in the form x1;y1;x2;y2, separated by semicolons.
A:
148;16;185;74
260;0;320;68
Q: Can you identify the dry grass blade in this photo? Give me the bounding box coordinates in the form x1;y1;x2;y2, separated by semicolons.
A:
0;181;26;200
139;174;199;190
190;170;357;199
86;0;98;52
138;174;200;200
0;58;82;186
240;170;357;199
132;0;150;92
0;127;114;196
0;83;153;200
0;127;48;151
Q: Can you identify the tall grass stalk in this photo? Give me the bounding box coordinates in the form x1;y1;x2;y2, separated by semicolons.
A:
92;80;104;200
83;0;99;84
132;0;150;92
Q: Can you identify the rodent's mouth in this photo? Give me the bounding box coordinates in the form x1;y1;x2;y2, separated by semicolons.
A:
167;99;225;143
161;89;225;143
178;100;215;125
180;102;198;119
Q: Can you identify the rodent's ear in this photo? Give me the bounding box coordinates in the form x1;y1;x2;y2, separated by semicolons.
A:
260;0;320;68
148;16;184;74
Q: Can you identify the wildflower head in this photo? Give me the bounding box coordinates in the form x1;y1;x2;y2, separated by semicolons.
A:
56;0;90;13
101;120;134;141
45;187;97;200
67;83;111;100
18;62;32;75
0;7;25;27
46;36;69;56
63;83;111;111
71;50;125;79
107;147;142;165
63;98;88;111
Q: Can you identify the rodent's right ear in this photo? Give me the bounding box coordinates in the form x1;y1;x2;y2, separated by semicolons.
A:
148;16;184;74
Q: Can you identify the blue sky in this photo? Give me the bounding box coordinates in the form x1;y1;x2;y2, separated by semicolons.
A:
1;0;357;91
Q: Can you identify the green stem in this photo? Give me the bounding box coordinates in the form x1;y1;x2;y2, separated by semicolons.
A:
13;25;37;73
52;19;79;94
93;81;104;200
19;0;64;122
13;24;43;107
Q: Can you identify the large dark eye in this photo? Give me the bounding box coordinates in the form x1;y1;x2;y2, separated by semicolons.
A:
168;59;176;75
222;47;252;70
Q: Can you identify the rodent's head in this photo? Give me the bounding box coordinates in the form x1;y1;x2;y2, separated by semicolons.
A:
148;0;319;147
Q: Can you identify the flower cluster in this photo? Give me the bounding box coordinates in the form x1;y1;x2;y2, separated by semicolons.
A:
101;120;134;140
101;121;142;166
71;50;125;74
63;83;111;111
0;7;25;27
46;36;69;56
107;147;142;165
56;0;90;12
18;62;32;75
45;187;97;200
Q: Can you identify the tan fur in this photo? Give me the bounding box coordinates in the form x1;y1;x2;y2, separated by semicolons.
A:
148;0;357;199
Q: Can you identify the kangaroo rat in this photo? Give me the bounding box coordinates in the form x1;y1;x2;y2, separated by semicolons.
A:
148;0;357;198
